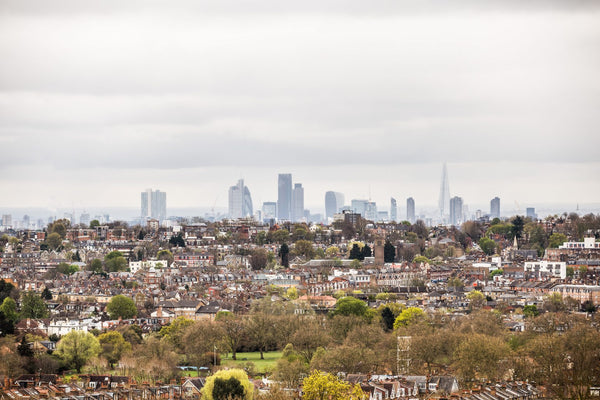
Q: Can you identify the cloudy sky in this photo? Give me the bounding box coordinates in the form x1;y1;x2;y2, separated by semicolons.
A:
1;0;599;215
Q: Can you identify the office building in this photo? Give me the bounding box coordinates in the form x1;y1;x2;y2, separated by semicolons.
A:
390;197;397;222
141;188;167;222
79;213;90;227
277;173;292;221
325;191;345;222
1;214;12;228
406;197;415;223
292;183;304;222
449;196;463;226
526;207;537;220
351;199;368;216
228;179;253;219
490;197;500;219
365;201;378;221
438;163;451;218
262;202;277;223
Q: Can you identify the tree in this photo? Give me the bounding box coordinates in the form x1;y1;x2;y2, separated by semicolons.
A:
90;219;100;228
106;295;137;320
57;262;79;275
271;229;290;244
511;215;525;239
294;240;315;259
45;232;63;251
380;306;395;331
0;280;15;303
478;237;496;255
157;249;174;266
201;369;253;400
466;290;486;310
349;244;362;260
216;312;246;361
383;241;395;263
412;255;430;265
20;291;49;319
98;331;131;369
89;258;103;274
41;287;53;300
453;333;510;386
169;233;186;247
250;248;268;270
361;244;372;259
332;297;367;317
55;330;101;373
523;305;539;318
0;297;18;324
280;244;289;267
47;219;70;238
105;251;128;272
213;377;246;400
302;370;365;400
393;307;425;329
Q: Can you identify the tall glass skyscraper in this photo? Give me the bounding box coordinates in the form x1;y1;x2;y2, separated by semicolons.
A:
438;163;450;218
292;183;304;222
390;197;397;222
277;173;292;221
228;179;253;219
325;191;345;222
406;197;415;223
490;197;500;219
141;189;167;222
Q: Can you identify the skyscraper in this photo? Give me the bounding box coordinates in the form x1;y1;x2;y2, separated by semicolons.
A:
141;189;167;222
277;173;292;221
365;201;378;221
390;197;397;222
262;202;277;222
438;163;451;218
490;197;500;219
449;196;463;226
325;191;345;222
526;207;537;220
228;179;253;219
351;199;368;216
406;197;415;223
292;183;304;222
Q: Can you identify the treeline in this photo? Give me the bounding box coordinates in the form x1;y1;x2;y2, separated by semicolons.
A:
2;292;599;400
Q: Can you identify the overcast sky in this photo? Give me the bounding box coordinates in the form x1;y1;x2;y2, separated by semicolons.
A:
1;0;599;214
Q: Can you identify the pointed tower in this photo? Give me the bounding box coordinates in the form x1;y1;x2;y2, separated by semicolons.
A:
438;163;451;218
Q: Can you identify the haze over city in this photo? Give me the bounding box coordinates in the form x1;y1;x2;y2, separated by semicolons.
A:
1;0;599;212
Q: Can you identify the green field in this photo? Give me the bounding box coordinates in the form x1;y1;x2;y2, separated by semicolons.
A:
221;351;283;374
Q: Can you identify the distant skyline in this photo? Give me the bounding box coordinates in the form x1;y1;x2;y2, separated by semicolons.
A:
1;1;599;211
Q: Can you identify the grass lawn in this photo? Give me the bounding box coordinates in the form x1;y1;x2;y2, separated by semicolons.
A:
221;351;283;374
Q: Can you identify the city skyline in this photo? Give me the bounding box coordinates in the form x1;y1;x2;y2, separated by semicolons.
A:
1;2;599;211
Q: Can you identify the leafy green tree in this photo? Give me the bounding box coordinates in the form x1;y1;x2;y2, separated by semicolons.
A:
89;258;103;274
478;237;496;255
89;220;100;228
98;331;131;368
169;233;186;247
280;244;289;267
157;249;174;265
453;333;510;386
302;370;365;400
271;229;290;244
106;295;137;320
56;262;79;275
47;219;69;238
159;316;196;351
213;377;246;400
294;240;315;259
332;297;368;317
523;305;539;318
0;280;15;303
55;331;101;373
393;307;425;329
467;290;486;310
20;291;49;319
105;251;128;272
384;241;395;263
380;306;395;331
349;244;362;260
201;369;253;400
412;255;430;265
0;297;18;324
511;215;525;239
215;312;246;361
360;244;372;259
